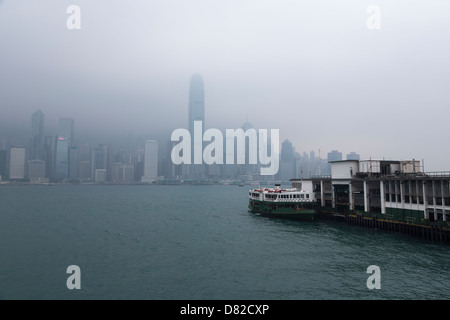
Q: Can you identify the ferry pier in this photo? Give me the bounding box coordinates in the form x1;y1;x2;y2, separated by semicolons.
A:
291;159;450;244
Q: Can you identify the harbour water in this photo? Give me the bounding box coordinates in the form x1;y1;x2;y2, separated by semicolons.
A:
0;184;449;300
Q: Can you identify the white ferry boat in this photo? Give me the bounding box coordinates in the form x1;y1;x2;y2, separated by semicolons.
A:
248;182;317;221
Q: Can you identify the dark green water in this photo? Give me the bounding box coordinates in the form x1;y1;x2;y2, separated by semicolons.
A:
0;185;448;300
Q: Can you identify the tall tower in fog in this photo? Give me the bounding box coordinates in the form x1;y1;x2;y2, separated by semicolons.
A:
187;74;205;179
58;118;74;145
30;110;45;160
188;74;205;136
55;118;75;181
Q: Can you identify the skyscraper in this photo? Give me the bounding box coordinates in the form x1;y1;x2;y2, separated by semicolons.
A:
346;152;360;160
58;118;74;145
55;118;75;181
44;136;56;181
142;140;158;182
55;137;69;181
327;150;343;162
68;145;78;180
30;110;45;160
188;74;205;179
279;139;296;181
188;74;205;137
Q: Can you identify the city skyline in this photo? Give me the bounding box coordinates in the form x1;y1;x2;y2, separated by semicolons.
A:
0;102;362;183
0;1;448;171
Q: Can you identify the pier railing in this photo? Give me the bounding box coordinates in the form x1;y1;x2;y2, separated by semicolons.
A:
423;171;450;178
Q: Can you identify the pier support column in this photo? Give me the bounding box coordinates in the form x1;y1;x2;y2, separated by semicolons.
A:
332;184;336;209
363;180;369;213
423;181;429;220
432;181;437;221
380;180;386;214
349;183;354;211
441;180;446;221
400;180;405;210
320;180;325;207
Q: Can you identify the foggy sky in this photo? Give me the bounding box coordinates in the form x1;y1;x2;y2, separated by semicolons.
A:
0;1;449;170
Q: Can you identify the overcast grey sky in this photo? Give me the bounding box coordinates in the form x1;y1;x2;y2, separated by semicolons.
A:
0;0;449;170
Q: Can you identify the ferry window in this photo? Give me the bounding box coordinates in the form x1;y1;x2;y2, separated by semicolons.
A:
301;194;304;199
306;194;309;199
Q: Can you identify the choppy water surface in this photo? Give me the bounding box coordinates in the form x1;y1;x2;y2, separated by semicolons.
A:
0;185;448;299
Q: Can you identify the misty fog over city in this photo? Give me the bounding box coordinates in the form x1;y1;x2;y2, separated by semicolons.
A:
0;0;449;179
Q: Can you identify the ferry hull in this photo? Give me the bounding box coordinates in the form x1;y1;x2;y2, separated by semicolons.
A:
248;200;317;221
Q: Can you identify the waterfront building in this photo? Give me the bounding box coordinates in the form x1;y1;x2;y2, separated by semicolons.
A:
296;159;450;224
28;160;48;183
9;146;26;180
94;169;106;183
112;163;134;183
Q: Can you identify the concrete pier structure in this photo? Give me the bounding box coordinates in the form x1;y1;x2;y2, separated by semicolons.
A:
291;159;450;243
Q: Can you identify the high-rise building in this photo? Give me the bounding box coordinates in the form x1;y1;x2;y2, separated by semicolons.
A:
9;146;26;180
327;150;343;162
54;118;75;181
92;144;108;178
142;140;158;182
44;136;56;181
30;110;45;160
55;137;69;181
68;145;78;180
279;139;296;181
79;144;92;180
346;152;360;161
58;118;74;145
188;74;205;179
112;163;134;183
